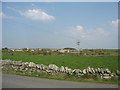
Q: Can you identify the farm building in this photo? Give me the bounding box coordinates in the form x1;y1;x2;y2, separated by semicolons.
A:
59;48;78;53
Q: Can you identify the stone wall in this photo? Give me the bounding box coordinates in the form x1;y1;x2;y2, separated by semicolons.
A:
1;60;120;79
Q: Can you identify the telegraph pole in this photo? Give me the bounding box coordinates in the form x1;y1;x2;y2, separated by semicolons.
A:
77;40;80;56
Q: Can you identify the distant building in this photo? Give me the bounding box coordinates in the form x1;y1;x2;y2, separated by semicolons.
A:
10;49;15;51
59;48;78;53
15;49;23;51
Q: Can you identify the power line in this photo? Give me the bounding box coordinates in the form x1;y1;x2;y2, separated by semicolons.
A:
77;40;80;55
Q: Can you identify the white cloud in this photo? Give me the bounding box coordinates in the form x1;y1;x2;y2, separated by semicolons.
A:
75;25;84;31
66;25;91;40
54;25;114;48
0;12;13;19
61;25;114;48
6;7;55;21
112;19;120;27
96;28;108;35
22;9;55;21
66;25;109;41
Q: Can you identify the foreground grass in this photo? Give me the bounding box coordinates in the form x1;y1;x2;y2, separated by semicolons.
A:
3;70;119;85
2;51;118;72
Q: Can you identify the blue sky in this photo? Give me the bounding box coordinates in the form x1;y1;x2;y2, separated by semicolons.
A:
2;2;118;49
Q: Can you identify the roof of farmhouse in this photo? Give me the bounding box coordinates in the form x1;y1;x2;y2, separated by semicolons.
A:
63;48;77;50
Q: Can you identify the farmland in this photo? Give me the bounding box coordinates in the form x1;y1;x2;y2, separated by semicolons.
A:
2;51;118;72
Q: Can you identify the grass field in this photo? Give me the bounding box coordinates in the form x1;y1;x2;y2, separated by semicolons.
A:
2;51;118;72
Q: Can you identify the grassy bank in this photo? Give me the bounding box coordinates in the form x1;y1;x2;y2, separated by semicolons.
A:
3;70;118;85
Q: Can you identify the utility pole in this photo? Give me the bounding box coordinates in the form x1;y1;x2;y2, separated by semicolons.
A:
77;40;80;56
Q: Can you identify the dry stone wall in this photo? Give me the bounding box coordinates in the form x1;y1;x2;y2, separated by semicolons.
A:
1;60;120;79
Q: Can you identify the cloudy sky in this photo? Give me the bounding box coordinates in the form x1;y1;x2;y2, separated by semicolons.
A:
2;2;118;49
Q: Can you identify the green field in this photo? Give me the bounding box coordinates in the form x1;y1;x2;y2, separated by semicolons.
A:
2;51;118;72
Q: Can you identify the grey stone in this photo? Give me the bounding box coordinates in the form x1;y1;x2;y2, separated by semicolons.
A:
29;62;35;67
59;66;65;72
105;69;111;74
116;70;120;76
83;69;87;74
102;74;111;79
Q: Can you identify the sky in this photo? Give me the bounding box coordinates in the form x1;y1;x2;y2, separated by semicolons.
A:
1;2;118;49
